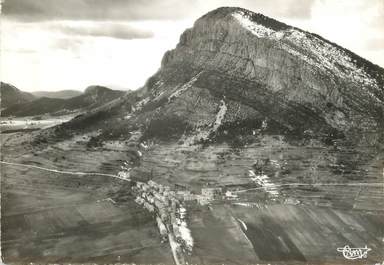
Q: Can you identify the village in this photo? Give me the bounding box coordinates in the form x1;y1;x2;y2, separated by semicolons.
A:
130;174;284;261
114;156;286;265
130;175;257;265
131;180;229;260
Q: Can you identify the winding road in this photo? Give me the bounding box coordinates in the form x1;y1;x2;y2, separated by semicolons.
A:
0;160;119;178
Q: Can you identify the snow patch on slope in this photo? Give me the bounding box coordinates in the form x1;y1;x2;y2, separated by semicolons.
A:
232;12;274;38
180;99;227;146
132;97;150;112
232;10;381;103
168;71;203;101
249;170;279;197
212;99;227;132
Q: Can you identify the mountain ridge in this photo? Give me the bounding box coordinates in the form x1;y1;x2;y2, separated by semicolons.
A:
1;85;126;117
54;7;383;148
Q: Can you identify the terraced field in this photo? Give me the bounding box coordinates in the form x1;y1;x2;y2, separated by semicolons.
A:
136;139;383;211
1;132;173;264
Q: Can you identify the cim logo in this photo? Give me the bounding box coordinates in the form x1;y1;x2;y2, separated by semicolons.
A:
337;245;371;260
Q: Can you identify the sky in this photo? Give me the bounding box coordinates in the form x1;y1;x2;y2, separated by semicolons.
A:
1;0;383;92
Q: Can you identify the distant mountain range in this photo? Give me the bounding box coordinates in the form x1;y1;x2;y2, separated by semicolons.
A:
31;90;82;99
1;84;126;117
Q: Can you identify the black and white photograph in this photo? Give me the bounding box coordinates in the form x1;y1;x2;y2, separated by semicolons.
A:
1;0;383;264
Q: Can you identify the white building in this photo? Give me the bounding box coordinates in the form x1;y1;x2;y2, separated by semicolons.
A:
196;195;211;205
225;191;238;199
201;187;222;199
117;171;130;180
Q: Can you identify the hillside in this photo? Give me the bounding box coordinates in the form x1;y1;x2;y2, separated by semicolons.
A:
1;85;126;117
0;82;35;109
32;90;82;99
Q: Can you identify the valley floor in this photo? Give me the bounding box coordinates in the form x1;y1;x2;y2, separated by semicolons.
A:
0;115;75;134
1;131;383;264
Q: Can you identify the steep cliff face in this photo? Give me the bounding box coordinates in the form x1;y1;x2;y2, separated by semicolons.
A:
138;7;383;146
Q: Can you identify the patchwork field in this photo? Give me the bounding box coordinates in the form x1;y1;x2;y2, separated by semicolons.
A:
186;204;384;265
1;132;173;264
229;204;383;263
1;130;383;264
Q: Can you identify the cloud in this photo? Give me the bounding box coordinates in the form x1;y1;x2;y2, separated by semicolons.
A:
53;23;154;40
3;0;316;22
2;0;197;21
2;0;383;93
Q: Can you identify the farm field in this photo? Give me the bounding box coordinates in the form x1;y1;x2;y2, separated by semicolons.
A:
185;204;258;265
1;132;173;264
1;130;383;264
185;203;384;264
230;204;383;264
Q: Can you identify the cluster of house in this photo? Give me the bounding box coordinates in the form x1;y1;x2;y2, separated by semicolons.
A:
132;179;246;258
116;161;131;180
117;171;130;180
132;180;194;254
173;186;239;205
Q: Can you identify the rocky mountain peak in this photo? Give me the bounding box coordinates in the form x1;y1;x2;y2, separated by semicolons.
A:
199;7;291;31
164;7;383;92
65;7;384;147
